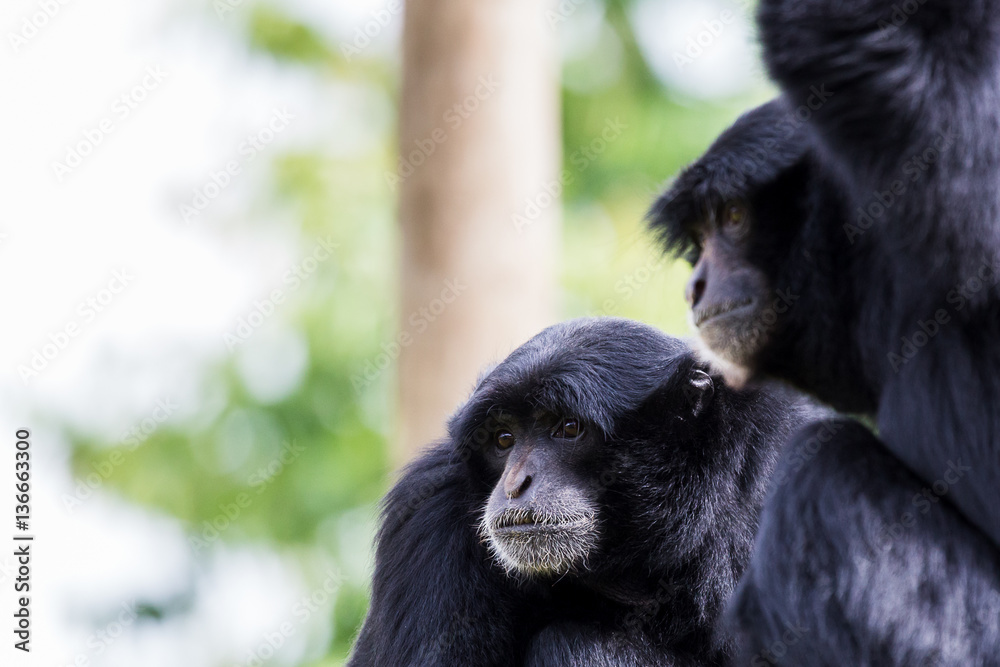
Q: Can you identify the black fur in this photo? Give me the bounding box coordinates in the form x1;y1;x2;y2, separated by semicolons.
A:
654;0;1000;547
755;0;1000;549
651;1;1000;661
652;103;1000;664
731;420;1000;666
347;318;818;666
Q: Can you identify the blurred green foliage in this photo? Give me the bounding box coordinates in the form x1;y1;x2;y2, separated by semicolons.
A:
249;5;331;62
67;1;768;664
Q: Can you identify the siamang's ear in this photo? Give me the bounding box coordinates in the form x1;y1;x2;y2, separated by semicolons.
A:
683;369;715;416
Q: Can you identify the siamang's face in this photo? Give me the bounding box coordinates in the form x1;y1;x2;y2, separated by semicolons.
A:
683;200;774;374
479;410;604;577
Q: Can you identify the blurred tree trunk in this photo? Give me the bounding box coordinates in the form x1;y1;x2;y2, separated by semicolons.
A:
396;0;560;464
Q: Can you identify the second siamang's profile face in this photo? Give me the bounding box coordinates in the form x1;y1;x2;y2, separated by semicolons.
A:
649;99;827;385
682;199;775;372
479;410;604;577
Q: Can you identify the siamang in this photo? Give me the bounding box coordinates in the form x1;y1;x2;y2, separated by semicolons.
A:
650;88;1000;662
759;0;1000;545
348;318;818;666
656;0;1000;555
757;0;1000;553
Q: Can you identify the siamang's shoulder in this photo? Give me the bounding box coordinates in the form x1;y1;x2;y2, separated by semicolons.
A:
377;442;473;541
720;380;829;435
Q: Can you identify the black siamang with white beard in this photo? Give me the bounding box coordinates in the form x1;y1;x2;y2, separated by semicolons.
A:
348;318;818;666
651;45;1000;667
654;0;1000;550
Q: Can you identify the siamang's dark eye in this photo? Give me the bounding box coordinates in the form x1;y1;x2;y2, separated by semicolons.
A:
553;419;581;439
496;432;515;450
723;202;750;235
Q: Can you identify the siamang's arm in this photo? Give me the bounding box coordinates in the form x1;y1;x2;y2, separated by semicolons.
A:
729;420;1000;665
758;0;999;178
347;443;531;667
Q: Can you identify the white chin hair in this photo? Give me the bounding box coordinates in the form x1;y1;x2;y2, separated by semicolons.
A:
688;334;752;389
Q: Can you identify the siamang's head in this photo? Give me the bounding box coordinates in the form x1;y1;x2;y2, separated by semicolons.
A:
447;318;716;578
649;99;851;389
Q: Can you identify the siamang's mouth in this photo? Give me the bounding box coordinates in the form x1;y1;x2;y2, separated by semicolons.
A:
693;297;754;327
484;508;600;575
494;510;538;529
491;510;591;534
